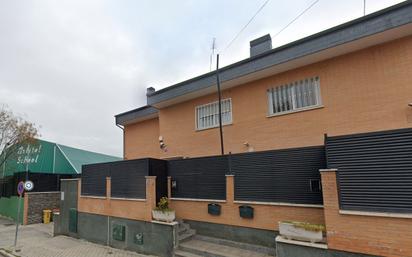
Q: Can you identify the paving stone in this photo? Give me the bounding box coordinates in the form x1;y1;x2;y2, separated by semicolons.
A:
0;217;152;257
179;239;274;257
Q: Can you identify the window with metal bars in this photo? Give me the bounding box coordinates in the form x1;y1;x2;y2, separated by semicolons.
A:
196;99;232;130
267;77;321;115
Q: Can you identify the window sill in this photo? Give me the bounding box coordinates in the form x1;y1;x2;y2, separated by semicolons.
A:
267;105;324;118
80;195;106;199
195;123;233;132
339;210;412;219
234;200;323;208
110;197;146;202
171;198;226;203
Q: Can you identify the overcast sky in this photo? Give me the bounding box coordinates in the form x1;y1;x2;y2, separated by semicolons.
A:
0;0;405;156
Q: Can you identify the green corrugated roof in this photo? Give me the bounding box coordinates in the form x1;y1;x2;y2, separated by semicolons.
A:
1;139;121;177
56;144;121;173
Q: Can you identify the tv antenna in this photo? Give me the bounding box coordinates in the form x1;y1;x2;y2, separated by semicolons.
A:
210;37;216;71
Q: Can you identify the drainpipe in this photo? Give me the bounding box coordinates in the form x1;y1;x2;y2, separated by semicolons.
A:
116;124;125;159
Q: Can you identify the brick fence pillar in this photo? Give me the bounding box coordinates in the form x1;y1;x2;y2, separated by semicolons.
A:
319;168;339;248
23;193;29;225
167;176;172;199
225;174;234;204
145;176;156;221
106;177;111;200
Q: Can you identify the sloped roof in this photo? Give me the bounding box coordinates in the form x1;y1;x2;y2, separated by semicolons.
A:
56;143;121;173
150;1;412;108
115;1;412;124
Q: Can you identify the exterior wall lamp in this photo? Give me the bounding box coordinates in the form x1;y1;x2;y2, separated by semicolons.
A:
159;136;167;152
243;141;255;152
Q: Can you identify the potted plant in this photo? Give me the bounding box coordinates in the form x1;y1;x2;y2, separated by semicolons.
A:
152;197;175;223
279;221;325;243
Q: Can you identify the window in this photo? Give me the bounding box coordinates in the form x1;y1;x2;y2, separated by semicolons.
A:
267;77;321;116
196;99;232;130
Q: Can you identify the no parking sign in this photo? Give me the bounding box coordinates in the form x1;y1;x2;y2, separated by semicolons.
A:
17;181;24;196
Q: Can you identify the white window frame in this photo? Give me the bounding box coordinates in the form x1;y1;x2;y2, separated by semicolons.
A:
195;98;233;131
267;76;322;117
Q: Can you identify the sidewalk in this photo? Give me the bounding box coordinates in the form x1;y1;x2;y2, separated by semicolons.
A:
0;217;153;257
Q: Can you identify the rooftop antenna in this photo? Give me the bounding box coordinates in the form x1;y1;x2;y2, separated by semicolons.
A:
210;38;216;71
363;0;366;16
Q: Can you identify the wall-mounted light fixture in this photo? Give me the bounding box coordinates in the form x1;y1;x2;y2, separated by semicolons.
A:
243;141;255;152
159;136;167;152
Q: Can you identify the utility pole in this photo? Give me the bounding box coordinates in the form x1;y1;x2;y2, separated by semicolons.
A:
14;148;31;250
216;54;224;155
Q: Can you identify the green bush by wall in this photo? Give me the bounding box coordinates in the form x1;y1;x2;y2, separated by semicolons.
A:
0;196;24;223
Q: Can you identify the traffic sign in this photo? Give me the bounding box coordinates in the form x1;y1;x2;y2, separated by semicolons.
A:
24;180;34;191
17;181;24;196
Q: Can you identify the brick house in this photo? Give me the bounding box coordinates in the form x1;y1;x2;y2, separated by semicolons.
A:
116;3;412;162
59;2;412;257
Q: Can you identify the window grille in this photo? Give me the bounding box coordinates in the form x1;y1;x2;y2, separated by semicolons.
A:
268;77;321;115
196;99;232;130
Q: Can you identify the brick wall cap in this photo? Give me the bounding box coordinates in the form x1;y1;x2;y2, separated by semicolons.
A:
319;168;338;173
145;176;157;179
25;191;60;195
225;174;235;177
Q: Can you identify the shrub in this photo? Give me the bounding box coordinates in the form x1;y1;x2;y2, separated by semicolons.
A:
154;197;172;212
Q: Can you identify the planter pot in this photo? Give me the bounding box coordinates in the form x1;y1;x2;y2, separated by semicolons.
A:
152;210;176;223
279;222;324;243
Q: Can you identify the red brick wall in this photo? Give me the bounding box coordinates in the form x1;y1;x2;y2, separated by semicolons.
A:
124;118;160;159
169;175;325;231
321;170;412;257
124;36;412;160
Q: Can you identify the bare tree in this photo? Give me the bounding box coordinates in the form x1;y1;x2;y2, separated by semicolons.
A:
0;106;39;168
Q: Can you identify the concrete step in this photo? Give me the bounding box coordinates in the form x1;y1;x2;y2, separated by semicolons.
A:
174;249;203;257
179;239;275;257
178;225;192;235
194;235;275;256
178;229;196;243
178;222;191;231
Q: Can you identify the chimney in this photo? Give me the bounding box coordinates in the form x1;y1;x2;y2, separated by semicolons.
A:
250;34;272;57
146;87;156;96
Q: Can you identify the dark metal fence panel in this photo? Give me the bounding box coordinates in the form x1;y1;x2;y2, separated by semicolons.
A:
110;159;148;199
233;146;325;204
0;173;73;197
149;158;168;204
168;155;227;200
81;162;110;196
0;177;13;197
326;128;412;213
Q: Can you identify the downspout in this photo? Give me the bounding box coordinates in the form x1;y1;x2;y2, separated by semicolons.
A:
116;124;125;159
